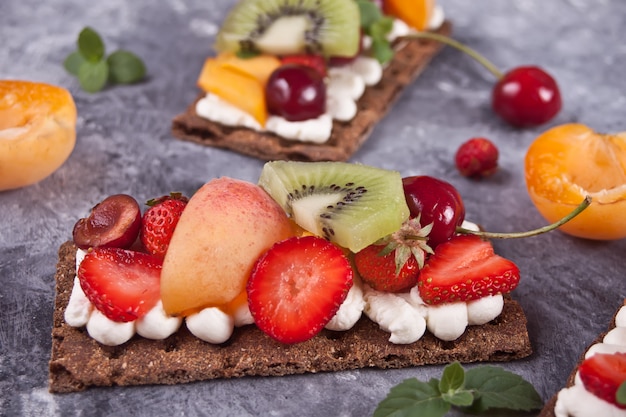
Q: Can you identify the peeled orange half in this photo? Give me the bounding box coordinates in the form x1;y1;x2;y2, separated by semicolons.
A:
525;123;626;240
0;80;77;191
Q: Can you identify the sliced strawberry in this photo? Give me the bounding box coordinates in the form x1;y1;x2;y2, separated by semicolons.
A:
247;235;353;344
418;235;520;304
354;244;420;293
140;192;188;258
78;247;162;322
280;54;327;77
579;352;626;409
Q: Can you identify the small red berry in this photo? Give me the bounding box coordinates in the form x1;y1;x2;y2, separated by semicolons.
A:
455;137;499;179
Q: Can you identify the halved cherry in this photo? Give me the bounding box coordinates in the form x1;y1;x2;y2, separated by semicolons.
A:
72;194;142;249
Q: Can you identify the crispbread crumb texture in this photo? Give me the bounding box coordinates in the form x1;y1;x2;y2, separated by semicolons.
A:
171;22;452;162
49;241;532;393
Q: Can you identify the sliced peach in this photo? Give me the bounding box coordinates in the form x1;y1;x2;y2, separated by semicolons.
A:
0;80;76;191
525;123;626;240
197;58;269;125
216;52;281;86
160;177;296;316
383;0;435;31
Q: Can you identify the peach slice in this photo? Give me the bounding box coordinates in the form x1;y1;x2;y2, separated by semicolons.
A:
0;80;76;191
196;54;280;126
160;177;296;316
216;52;281;86
525;123;626;240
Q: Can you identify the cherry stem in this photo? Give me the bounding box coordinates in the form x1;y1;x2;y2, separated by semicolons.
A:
407;32;504;80
457;196;592;239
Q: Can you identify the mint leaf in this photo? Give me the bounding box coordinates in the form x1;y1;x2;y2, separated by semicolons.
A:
371;37;394;64
617;381;626;405
65;27;147;92
78;27;105;62
63;51;86;76
107;50;146;84
439;362;465;392
356;0;383;28
439;362;474;407
464;366;543;412
78;60;109;93
373;378;450;417
442;390;474;407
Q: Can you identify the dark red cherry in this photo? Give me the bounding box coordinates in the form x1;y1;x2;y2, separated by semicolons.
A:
492;66;562;127
72;194;142;250
265;64;326;121
402;176;466;248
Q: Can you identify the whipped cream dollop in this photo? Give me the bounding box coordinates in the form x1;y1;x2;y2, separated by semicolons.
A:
554;305;626;417
195;8;445;143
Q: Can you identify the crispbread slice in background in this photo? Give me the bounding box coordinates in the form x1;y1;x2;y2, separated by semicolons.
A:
49;240;532;393
171;22;452;162
538;300;626;417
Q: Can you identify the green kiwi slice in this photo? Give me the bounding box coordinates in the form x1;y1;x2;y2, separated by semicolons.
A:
258;161;410;252
215;0;361;58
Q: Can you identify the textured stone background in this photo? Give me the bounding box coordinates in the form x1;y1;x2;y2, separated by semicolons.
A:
1;0;625;415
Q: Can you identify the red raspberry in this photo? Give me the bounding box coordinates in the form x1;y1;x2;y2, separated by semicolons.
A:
455;137;499;179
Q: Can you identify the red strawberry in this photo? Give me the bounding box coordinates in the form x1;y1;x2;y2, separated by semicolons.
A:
354;244;420;292
247;235;353;344
579;352;626;409
455;137;499;179
418;235;520;304
78;247;162;322
140;192;188;258
280;54;327;77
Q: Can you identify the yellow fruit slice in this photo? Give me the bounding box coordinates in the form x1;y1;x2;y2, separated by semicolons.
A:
197;58;268;126
0;80;77;191
383;0;435;31
525;123;626;240
216;52;281;86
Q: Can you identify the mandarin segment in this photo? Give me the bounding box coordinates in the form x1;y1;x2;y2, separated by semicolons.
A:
525;123;626;240
0;80;76;191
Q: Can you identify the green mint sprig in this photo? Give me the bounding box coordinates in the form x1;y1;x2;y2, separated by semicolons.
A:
373;362;543;417
64;27;146;93
356;0;395;64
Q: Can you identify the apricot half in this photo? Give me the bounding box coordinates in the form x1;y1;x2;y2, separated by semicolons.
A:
383;0;434;31
0;80;77;191
525;123;626;240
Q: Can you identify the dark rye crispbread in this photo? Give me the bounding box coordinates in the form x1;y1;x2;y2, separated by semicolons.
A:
49;240;532;393
171;21;452;162
538;300;626;417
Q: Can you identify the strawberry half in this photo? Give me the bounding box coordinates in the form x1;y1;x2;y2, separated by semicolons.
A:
78;247;162;322
418;235;520;304
140;192;188;258
579;352;626;409
354;244;421;293
280;54;327;77
247;235;353;344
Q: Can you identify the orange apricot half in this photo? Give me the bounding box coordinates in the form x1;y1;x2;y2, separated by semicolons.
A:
383;0;435;31
525;123;626;240
0;80;77;191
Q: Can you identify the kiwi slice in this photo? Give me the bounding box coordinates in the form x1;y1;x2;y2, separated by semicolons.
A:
258;161;410;253
215;0;361;58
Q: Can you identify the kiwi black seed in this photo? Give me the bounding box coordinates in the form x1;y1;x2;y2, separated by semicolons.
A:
215;0;361;58
258;161;410;253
